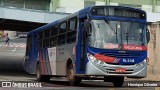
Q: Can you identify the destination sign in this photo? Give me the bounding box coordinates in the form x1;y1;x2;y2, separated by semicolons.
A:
91;6;146;19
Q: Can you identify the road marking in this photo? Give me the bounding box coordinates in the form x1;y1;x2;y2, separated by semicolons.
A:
20;45;26;47
0;44;26;48
10;45;13;47
15;45;19;47
108;88;114;90
11;48;16;52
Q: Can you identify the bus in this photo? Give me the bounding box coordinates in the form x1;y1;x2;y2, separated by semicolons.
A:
24;5;150;87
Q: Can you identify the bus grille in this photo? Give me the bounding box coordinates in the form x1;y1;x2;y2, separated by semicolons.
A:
105;63;135;65
101;52;140;58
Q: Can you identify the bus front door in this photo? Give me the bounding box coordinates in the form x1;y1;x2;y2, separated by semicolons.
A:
79;20;89;73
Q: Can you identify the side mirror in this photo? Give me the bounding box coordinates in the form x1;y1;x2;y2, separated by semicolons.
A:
83;19;90;37
146;29;150;43
83;19;90;29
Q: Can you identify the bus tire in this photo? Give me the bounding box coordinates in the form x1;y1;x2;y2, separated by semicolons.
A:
112;76;124;87
70;76;82;86
36;64;50;82
66;64;82;86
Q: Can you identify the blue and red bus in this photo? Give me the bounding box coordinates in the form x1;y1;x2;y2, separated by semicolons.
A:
24;5;150;87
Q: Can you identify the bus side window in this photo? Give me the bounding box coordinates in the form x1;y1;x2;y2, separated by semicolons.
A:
44;28;50;38
51;25;58;37
50;36;57;47
58;34;66;45
67;17;77;43
50;25;58;47
43;38;50;48
59;21;67;34
43;28;50;48
67;31;77;43
38;40;43;49
68;17;77;31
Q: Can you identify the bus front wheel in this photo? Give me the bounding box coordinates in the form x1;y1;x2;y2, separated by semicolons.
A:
66;64;82;85
36;64;50;82
112;76;124;87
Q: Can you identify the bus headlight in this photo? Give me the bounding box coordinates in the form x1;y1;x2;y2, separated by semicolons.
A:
136;59;147;67
87;53;104;66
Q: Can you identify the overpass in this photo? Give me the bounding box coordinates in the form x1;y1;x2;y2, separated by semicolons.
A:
0;6;69;32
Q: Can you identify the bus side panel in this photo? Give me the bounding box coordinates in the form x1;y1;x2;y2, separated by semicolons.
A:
48;47;57;75
43;48;52;75
37;49;52;75
55;43;76;76
24;51;33;74
24;36;37;74
31;35;39;75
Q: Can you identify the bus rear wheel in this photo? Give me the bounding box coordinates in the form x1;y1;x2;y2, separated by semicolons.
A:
66;64;82;85
36;64;50;82
112;76;124;87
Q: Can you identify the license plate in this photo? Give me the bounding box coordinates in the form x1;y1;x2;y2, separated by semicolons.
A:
115;68;126;73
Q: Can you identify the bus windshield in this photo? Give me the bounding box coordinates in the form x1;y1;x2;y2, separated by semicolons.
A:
88;20;147;50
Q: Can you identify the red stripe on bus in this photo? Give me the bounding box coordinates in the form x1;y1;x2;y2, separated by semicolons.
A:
94;54;115;63
39;52;45;75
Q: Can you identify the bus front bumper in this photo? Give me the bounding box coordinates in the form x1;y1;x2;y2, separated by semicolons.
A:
85;61;147;78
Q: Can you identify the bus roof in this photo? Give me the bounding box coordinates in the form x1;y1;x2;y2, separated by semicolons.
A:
28;5;146;36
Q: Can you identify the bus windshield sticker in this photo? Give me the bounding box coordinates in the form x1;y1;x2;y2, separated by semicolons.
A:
122;44;147;51
103;43;119;49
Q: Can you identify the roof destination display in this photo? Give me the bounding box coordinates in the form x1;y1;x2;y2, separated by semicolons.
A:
91;6;146;19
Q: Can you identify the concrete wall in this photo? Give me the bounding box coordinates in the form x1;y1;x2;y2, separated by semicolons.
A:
126;22;160;81
145;22;160;81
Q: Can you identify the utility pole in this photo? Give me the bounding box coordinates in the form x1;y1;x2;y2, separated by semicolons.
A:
152;0;156;12
50;0;59;12
105;0;110;5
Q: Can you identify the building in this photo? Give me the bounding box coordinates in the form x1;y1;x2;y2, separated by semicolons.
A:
49;0;160;13
0;0;50;11
2;0;159;22
49;0;160;22
0;0;159;13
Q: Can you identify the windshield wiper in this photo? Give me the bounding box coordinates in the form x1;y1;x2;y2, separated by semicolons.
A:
104;20;118;43
105;20;116;34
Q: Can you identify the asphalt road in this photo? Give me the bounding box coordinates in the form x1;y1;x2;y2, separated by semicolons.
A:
0;73;158;90
0;38;158;90
0;37;26;72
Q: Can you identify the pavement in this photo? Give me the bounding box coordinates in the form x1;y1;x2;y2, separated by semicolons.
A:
0;37;27;72
0;37;26;51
